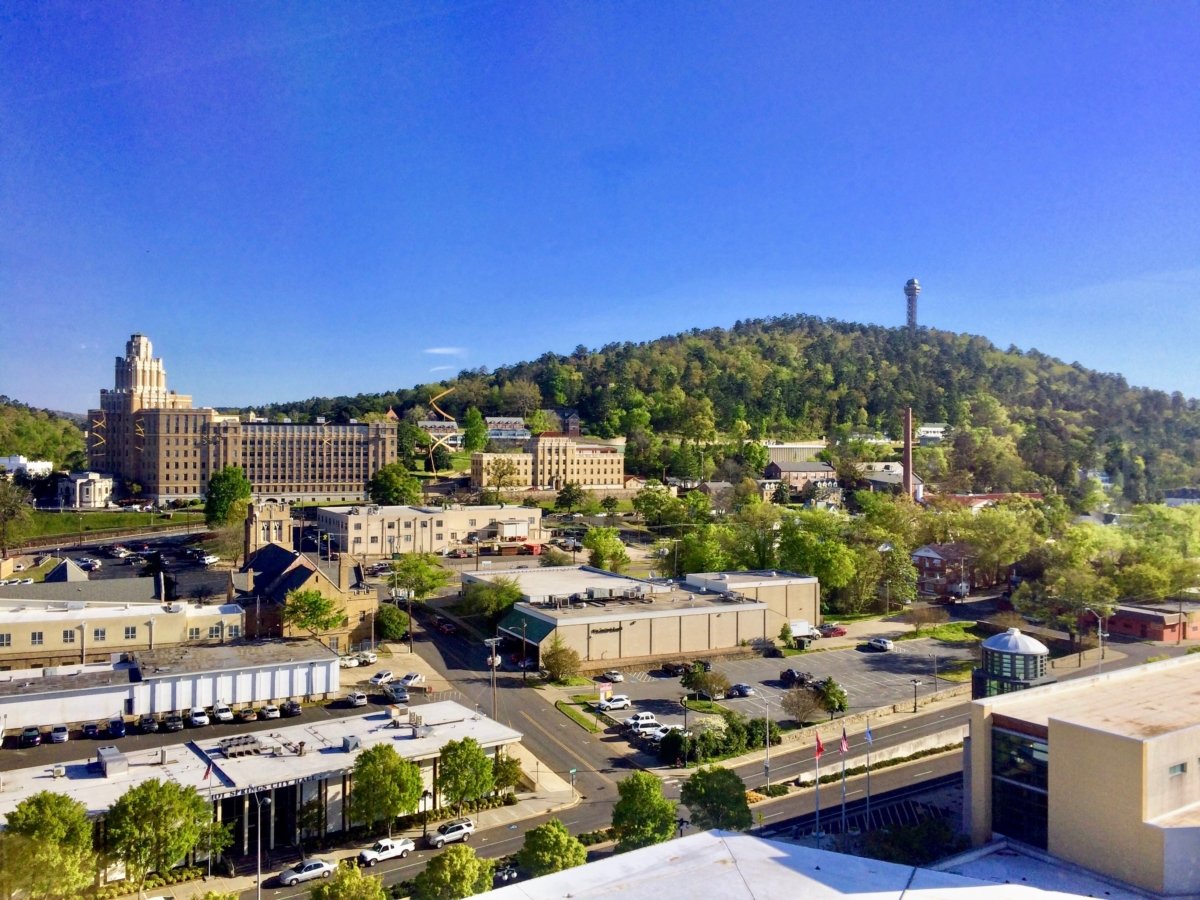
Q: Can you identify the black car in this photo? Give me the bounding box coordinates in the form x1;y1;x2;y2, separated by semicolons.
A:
162;713;185;733
280;700;302;718
137;714;160;734
692;659;713;673
661;662;689;677
107;719;127;739
82;722;101;739
780;668;813;688
19;727;42;748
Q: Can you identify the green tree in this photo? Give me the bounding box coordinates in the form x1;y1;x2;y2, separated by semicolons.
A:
367;462;422;506
436;738;495;813
680;766;752;831
777;510;857;591
462;407;487;452
781;686;822;725
203;466;252;528
582;526;630;572
106;779;229;898
611;771;676;852
281;588;348;637
817;678;848;719
601;494;620;514
517;818;587;876
484;456;520;496
0;479;32;557
539;545;572;566
3;791;95;899
556;482;587;513
525;408;558;435
461;576;523;620
778;621;793;646
388;554;452;651
310;864;388;900
349;744;423;837
412;844;493;900
541;633;581;682
374;603;409;641
492;752;523;795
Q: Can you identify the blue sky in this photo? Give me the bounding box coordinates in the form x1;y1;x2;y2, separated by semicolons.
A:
2;2;1198;413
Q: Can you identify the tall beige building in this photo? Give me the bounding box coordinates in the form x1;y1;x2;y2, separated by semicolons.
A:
471;433;624;492
88;334;397;503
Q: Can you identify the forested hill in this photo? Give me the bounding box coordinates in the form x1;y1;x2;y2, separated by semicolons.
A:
0;397;87;470
249;315;1200;501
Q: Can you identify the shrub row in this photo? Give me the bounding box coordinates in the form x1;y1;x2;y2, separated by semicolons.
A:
578;826;616;846
91;866;204;899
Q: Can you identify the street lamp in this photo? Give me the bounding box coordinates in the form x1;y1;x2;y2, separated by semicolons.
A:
421;790;432;839
1084;607;1108;673
877;543;893;615
910;679;921;713
484;636;501;719
255;794;272;900
679;695;689;767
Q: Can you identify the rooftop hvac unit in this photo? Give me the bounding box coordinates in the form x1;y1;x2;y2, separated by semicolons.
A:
97;746;128;778
52;765;65;779
342;735;362;753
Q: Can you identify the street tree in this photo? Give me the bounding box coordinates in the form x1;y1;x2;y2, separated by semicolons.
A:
3;790;95;899
484;457;520;496
203;466;252;527
781;687;823;725
776;509;857;592
517;818;587;877
541;633;581;682
374;603;409;641
461;576;523;620
462;407;487;452
436;738;495;813
281;588;347;637
583;526;630;572
601;494;620;514
106;779;230;898
367;462;422;506
348;744;423;836
555;482;587;513
412;844;493;900
539;545;572;566
817;678;849;719
310;864;388;900
492;752;523;795
904;604;949;635
388;554;452;652
680;766;752;831
0;479;32;557
611;771;676;852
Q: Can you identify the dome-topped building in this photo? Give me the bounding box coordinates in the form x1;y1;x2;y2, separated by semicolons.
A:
972;627;1054;698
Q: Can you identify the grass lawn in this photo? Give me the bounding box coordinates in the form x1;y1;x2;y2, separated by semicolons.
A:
18;510;187;543
936;660;975;683
902;621;990;644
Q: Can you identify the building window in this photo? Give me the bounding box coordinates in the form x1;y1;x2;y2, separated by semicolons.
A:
229;625;241;638
990;729;1049;849
208;625;221;639
189;627;201;641
93;628;106;642
63;629;75;644
124;626;137;640
1170;763;1188;776
0;634;9;648
30;631;43;646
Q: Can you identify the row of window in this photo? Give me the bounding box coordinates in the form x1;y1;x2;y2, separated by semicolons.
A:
0;625;239;647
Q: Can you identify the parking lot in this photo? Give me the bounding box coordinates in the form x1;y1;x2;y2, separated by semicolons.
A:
592;638;978;731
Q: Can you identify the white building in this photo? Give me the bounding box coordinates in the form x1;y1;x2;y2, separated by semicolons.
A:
0;455;54;478
56;471;115;508
315;503;544;557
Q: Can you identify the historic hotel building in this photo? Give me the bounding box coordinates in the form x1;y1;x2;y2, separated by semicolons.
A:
87;334;397;504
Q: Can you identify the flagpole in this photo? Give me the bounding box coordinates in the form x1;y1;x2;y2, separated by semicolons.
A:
865;717;873;830
206;762;214;879
813;735;821;847
840;738;847;834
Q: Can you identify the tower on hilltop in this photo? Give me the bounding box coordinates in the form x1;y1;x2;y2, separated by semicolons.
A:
904;278;920;334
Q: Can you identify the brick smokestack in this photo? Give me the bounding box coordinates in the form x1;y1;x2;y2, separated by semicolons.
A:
902;407;914;499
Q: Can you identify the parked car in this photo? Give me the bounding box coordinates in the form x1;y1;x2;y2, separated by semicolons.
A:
399;672;425;687
82;722;102;739
358;837;414;866
727;683;755;698
238;707;258;722
780;668;813;688
137;714;160;733
162;713;185;732
428;817;475;849
602;670;624;683
597;694;631;711
108;718;127;738
866;637;895;652
278;859;337;886
648;724;689;744
347;691;368;707
387;685;410;704
188;708;210;727
819;623;847;637
694;687;725;701
369;670;394;686
661;662;690;677
200;554;220;566
259;704;281;720
213;703;235;723
623;711;659;730
438;621;458;635
691;659;713;672
280;700;302;717
49;724;70;743
19;726;42;748
356;651;378;665
339;655;361;668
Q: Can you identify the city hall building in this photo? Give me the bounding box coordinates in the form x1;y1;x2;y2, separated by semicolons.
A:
87;334;398;504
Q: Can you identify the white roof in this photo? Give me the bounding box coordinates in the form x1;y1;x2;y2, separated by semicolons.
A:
982;627;1050;655
479;830;1098;899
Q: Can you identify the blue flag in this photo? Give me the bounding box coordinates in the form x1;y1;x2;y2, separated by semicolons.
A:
864;724;874;745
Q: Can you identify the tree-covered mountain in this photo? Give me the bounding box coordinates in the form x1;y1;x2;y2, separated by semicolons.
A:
0;397;87;470
244;316;1200;503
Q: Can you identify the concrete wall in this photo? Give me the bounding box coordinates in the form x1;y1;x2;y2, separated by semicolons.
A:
554;606;773;663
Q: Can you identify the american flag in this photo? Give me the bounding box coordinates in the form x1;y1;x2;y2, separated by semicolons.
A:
840;727;849;754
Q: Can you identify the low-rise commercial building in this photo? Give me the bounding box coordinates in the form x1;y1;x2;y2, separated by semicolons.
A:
56;471;115;508
313;502;544;558
968;653;1200;896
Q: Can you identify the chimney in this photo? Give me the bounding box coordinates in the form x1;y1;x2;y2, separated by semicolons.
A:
338;555;351;592
902;407;914;499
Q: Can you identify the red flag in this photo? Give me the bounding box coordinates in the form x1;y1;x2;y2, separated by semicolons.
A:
840;727;849;754
204;762;213;781
814;732;824;760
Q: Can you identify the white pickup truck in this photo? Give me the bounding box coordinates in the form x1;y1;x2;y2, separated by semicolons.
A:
358;837;415;866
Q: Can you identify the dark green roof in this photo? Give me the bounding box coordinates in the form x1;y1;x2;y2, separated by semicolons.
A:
497;608;556;646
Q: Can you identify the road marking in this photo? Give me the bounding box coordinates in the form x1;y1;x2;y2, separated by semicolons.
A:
911;770;933;778
518;710;616;788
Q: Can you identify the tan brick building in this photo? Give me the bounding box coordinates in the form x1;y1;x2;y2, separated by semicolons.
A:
470;433;625;492
88;334;397;503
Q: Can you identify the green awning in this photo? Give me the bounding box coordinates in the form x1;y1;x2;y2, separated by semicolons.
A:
497;608;556;646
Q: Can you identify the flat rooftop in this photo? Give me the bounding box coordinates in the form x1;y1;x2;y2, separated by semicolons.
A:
465;565;669;602
135;638;333;674
684;570;818;591
0;577;161;605
980;653;1200;740
0;701;521;820
0;600;239;626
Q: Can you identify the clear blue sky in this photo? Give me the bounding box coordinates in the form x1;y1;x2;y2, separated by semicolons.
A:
3;2;1198;414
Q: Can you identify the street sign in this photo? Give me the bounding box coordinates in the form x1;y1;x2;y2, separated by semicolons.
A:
569;767;577;774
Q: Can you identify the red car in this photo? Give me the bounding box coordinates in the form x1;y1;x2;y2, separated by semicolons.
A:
819;624;847;637
438;621;457;635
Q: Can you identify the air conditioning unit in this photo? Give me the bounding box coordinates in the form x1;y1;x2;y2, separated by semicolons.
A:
342;735;362;753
